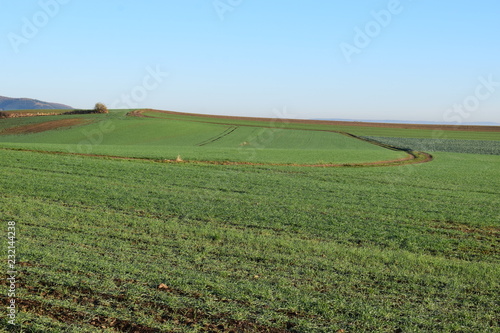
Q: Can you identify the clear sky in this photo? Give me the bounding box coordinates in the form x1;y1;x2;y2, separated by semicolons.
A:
1;0;500;123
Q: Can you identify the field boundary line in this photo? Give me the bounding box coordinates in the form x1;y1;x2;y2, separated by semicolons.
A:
0;146;432;168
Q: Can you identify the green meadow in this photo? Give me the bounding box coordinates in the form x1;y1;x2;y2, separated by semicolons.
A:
0;110;499;332
0;110;408;165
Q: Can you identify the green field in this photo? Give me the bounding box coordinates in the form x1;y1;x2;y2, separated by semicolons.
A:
0;110;410;165
140;110;500;141
364;136;500;155
0;110;499;332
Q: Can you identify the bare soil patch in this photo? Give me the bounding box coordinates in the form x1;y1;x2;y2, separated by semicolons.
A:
1;118;90;135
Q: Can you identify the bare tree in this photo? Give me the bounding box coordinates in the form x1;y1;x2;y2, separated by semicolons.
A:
94;103;108;114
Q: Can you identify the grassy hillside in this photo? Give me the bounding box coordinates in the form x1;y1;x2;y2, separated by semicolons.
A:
0;150;498;332
0;110;498;332
0;110;410;165
141;110;500;141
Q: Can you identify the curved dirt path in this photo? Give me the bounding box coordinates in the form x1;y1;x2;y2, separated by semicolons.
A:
0;146;432;168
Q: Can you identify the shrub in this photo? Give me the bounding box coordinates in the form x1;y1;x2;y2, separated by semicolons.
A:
94;103;108;114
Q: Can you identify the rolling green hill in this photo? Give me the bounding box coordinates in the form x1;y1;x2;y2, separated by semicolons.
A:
0;109;413;165
0;109;498;332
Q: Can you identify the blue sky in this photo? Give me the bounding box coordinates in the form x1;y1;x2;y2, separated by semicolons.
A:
1;0;499;123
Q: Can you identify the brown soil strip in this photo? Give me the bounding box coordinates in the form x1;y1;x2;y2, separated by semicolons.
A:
161;151;431;168
1;118;91;135
131;109;500;132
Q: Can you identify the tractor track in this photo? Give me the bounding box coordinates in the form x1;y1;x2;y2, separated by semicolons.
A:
197;126;239;146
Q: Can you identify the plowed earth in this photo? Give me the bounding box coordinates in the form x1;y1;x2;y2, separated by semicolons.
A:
0;118;90;135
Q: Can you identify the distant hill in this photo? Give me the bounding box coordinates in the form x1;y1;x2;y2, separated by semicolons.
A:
0;96;73;111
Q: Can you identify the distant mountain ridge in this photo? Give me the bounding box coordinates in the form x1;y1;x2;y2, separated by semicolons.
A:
0;96;73;111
